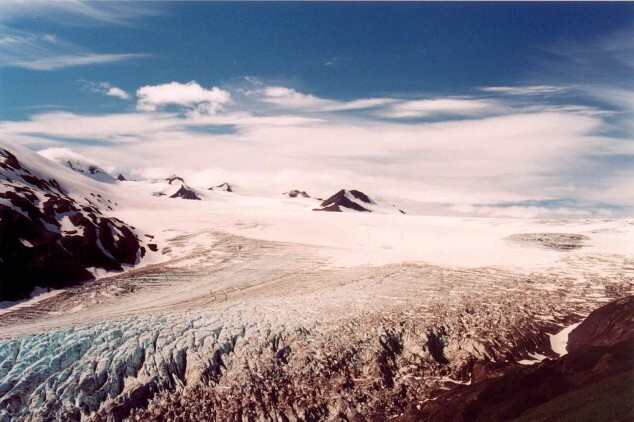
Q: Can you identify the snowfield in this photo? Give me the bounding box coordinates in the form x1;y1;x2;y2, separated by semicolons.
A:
0;146;633;420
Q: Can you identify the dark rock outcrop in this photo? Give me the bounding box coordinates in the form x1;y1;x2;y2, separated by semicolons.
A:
117;174;126;181
209;182;233;192
314;189;373;212
408;296;634;422
0;147;147;301
285;189;311;198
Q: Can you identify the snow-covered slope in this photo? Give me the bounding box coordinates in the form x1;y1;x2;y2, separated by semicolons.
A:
0;141;151;301
38;147;116;183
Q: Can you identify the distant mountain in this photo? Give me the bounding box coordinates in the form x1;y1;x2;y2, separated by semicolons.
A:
0;143;151;301
209;182;233;192
38;148;116;184
314;189;405;214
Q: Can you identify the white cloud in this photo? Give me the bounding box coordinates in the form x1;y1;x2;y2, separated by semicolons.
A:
3;104;630;213
480;85;568;96
379;98;505;118
106;86;130;100
136;81;232;114
82;81;130;100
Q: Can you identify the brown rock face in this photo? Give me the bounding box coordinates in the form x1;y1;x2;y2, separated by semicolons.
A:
0;147;146;301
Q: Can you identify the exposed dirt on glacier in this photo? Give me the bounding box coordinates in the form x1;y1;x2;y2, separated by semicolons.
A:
0;230;632;421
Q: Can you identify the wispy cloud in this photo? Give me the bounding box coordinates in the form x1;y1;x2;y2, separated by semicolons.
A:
10;53;147;71
255;85;395;112
0;1;154;71
379;98;505;118
0;1;160;25
249;84;504;119
0;27;148;70
479;85;569;96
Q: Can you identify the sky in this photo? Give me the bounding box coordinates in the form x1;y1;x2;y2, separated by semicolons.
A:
1;1;633;217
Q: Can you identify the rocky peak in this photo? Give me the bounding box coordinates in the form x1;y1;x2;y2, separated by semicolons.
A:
314;189;373;212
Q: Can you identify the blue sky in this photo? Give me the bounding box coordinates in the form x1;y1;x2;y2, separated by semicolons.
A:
1;2;633;216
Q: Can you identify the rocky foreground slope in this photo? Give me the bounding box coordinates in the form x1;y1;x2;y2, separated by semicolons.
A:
0;144;150;301
410;296;634;422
